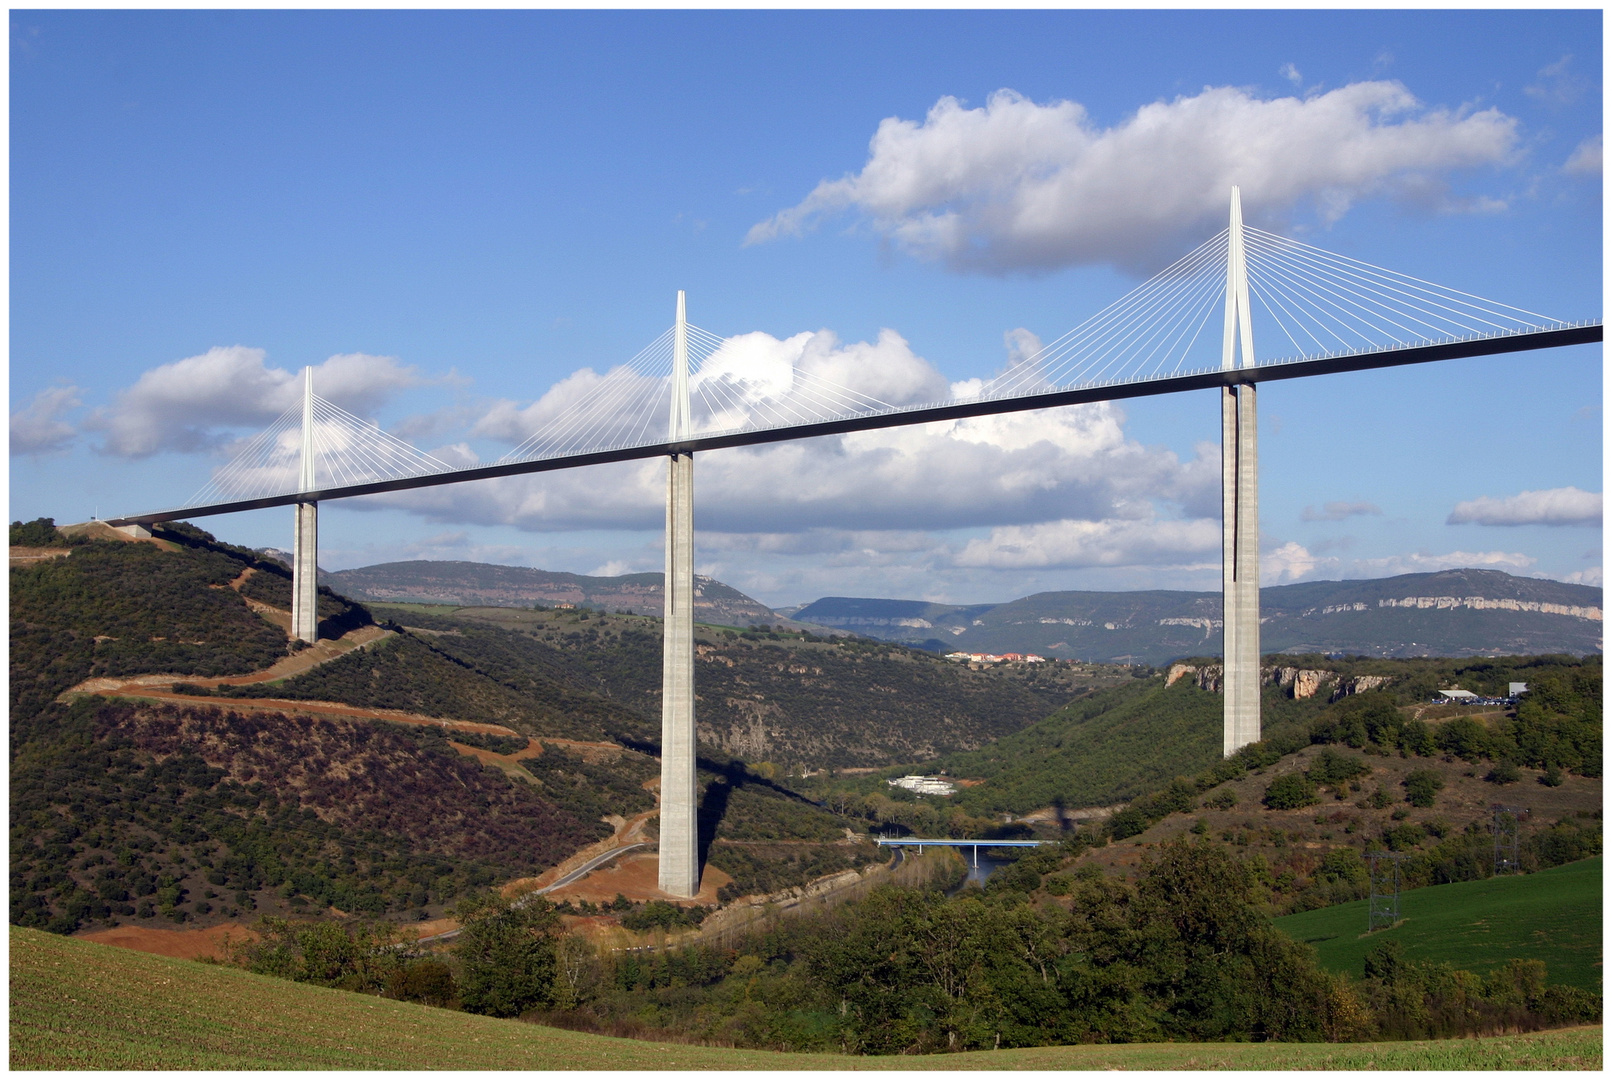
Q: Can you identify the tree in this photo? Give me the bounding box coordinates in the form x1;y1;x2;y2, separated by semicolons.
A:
1403;769;1444;808
1262;773;1318;810
453;891;560;1017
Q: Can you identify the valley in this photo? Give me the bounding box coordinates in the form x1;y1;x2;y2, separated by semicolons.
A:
10;516;1601;1059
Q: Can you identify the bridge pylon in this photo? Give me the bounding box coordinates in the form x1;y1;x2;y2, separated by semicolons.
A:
658;290;701;898
1221;188;1260;755
292;366;320;644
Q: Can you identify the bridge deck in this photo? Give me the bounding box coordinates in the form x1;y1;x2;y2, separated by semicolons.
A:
108;323;1600;527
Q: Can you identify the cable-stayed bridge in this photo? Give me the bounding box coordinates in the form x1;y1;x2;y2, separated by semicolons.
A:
117;223;1595;522
106;190;1601;898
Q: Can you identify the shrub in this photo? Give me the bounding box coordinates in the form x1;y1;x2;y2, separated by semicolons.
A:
1108;806;1150;840
1202;788;1238;811
1308;747;1370;787
1262;773;1319;810
1384;823;1424;851
387;959;458;1008
1403;769;1445;808
1485;761;1523;785
10;517;64;546
1435;717;1492;763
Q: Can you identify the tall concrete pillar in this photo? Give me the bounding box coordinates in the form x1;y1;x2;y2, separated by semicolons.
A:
1222;188;1261;755
659;291;701;898
292;367;320;644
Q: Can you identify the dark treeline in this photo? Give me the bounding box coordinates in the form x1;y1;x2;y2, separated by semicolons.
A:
224;839;1599;1054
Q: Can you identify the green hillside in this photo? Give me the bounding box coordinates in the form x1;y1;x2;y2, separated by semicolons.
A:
12;919;1603;1069
12;521;1005;937
1275;857;1603;993
379;604;1111;769
930;677;1225;813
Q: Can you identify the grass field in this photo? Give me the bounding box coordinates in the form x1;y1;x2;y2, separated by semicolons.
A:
10;927;1600;1070
1275;856;1602;992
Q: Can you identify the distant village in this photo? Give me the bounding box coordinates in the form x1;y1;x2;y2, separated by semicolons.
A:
943;651;1047;664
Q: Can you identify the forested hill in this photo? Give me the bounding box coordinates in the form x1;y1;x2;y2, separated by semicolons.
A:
365;605;1129;769
921;652;1602;816
791;569;1602;662
319;560;783;628
7;518;1120;940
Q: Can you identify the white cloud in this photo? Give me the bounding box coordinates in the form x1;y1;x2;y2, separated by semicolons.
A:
1447;487;1601;527
748;83;1519;273
1565;134;1601;176
1525;55;1587;107
384;328;1218;537
1263;540;1335;583
1301;500;1381;522
1279;63;1302;87
88;347;422;457
1559;566;1603;587
952;516;1219;570
1349;549;1536;576
11;385;82;455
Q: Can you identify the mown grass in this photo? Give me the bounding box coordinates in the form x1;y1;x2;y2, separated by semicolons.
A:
10;927;1601;1070
1275;856;1603;992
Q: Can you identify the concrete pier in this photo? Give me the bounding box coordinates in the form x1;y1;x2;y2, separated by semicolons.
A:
292;501;319;643
291;366;320;644
658;292;701;898
1221;189;1261;755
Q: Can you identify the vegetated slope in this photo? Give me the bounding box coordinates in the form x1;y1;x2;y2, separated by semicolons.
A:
13;928;1601;1071
9;521;897;932
1274;857;1602;993
931;678;1224;813
322;560;783;627
10;533;290;726
1038;654;1601;924
922;653;1602;817
383;605;1117;769
208;630;654;744
795;569;1602;662
10;698;606;935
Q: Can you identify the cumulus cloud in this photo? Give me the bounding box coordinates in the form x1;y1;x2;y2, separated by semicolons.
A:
1565;134;1601;176
89;346;421;457
1301;500;1381;522
11;384;82;455
747;83;1519;273
372;327;1219;538
1447;487;1601;527
1559;566;1603;587
1263;540;1335;583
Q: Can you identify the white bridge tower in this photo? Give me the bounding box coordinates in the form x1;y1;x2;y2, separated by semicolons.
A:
1221;188;1260;754
658;291;701;897
292;366;320;644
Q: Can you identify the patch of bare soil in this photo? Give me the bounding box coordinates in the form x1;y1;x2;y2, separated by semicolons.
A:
55;520;180;549
405;917;461;941
542;853;730;907
8;547;73;567
78;922;258;962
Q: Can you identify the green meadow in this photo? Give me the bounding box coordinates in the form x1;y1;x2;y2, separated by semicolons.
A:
10;927;1601;1070
1275;856;1602;992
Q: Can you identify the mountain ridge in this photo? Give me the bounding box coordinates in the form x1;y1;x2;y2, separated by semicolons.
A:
792;569;1602;663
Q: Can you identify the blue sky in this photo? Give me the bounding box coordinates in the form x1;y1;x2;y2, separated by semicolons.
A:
10;10;1603;607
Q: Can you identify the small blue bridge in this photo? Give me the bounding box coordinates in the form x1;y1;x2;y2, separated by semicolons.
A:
876;837;1046;868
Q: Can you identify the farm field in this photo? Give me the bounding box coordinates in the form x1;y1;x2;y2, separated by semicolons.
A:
10;927;1601;1070
1275;856;1603;992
